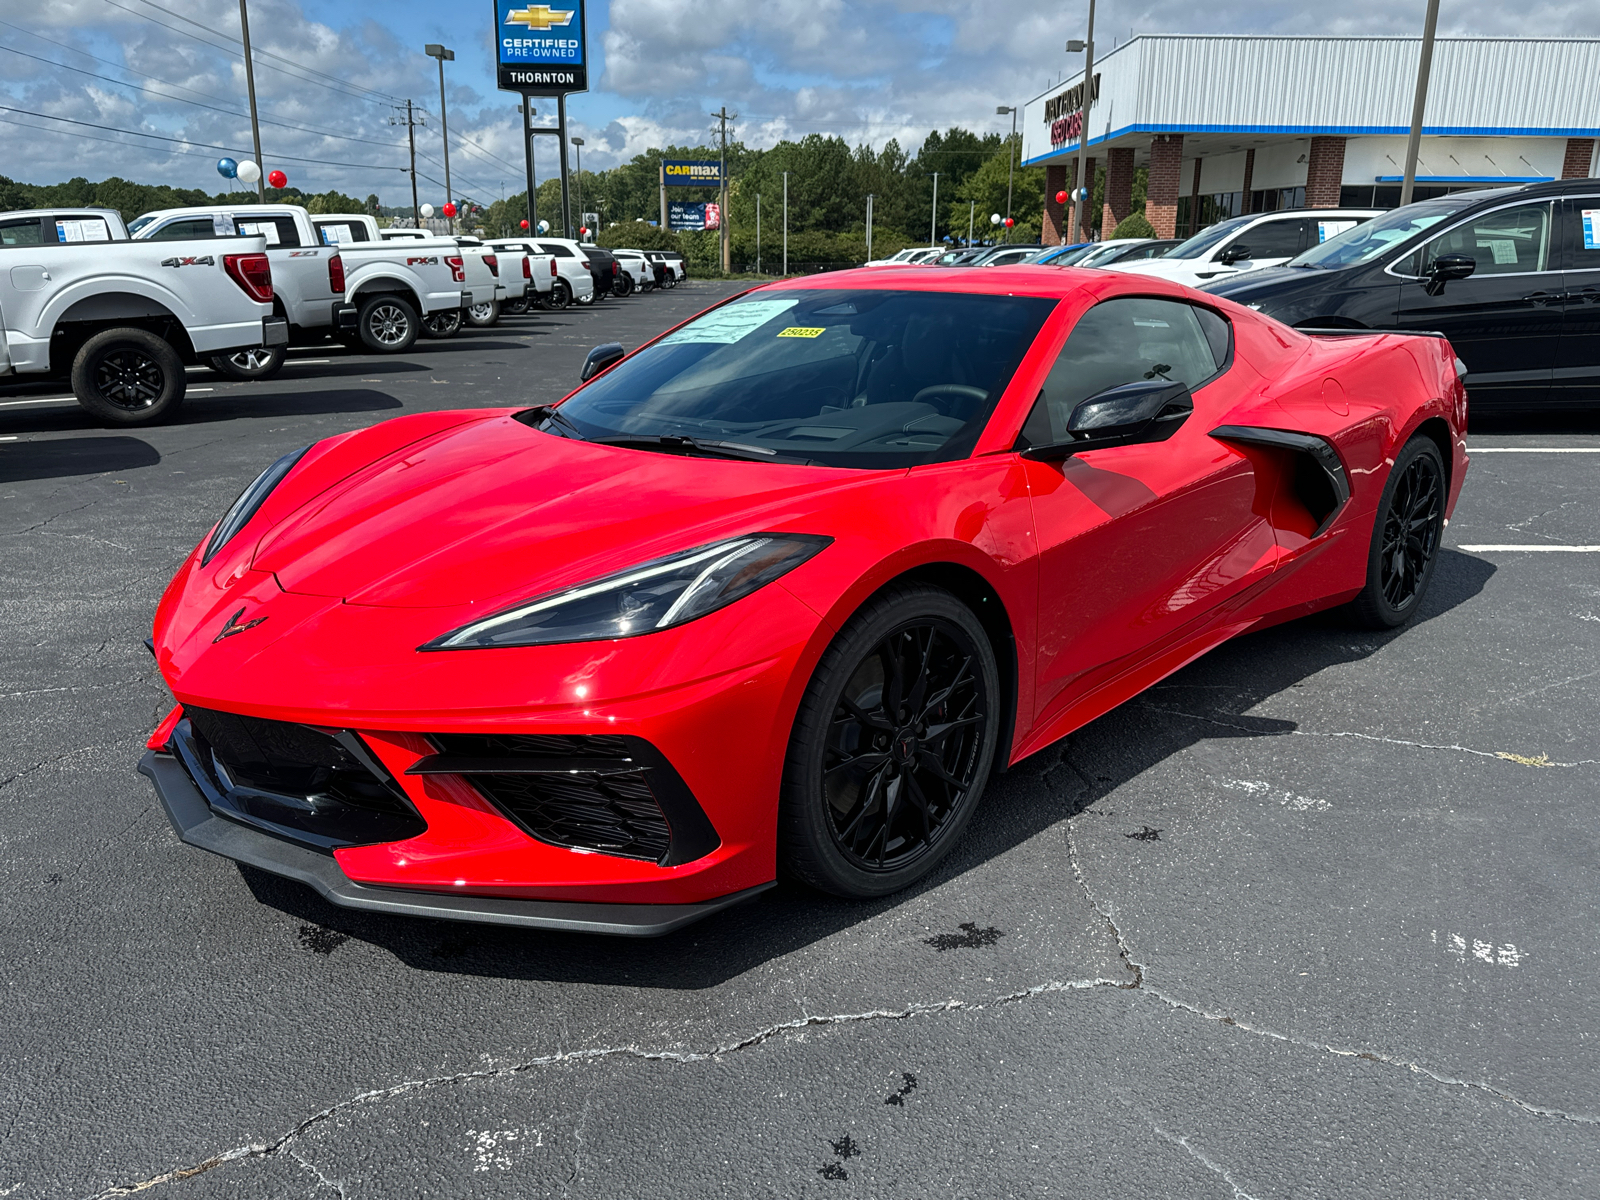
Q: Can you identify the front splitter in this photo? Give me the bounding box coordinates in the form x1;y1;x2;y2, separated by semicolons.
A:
139;751;772;936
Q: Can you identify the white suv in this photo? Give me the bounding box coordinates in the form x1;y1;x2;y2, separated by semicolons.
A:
1108;208;1382;287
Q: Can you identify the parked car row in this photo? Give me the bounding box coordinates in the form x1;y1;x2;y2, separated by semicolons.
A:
0;202;686;425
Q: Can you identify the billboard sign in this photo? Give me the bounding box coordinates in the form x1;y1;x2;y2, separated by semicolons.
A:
663;160;724;187
496;2;587;94
668;201;721;231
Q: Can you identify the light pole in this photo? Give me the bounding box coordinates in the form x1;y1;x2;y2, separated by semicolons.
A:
930;172;939;246
756;193;761;274
238;0;265;201
996;105;1018;240
425;44;455;232
782;171;789;276
1399;0;1441;207
1066;4;1095;244
865;193;874;262
571;136;584;238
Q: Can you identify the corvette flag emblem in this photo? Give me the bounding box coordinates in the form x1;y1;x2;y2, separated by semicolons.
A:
213;607;267;643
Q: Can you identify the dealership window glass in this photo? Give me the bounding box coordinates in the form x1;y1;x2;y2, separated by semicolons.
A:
1020;298;1224;447
1415;202;1553;276
235;216;300;247
1236;217;1308;260
543;289;1056;468
1163;215;1252;260
0;218;43;246
1291;200;1462;269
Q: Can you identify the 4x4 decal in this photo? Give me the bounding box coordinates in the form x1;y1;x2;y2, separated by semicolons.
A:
159;255;215;267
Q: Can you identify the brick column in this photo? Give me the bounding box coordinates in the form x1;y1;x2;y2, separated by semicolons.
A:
1187;157;1203;235
1241;148;1256;214
1074;156;1096;241
1563;137;1597;179
1305;136;1346;207
1043;163;1068;244
1145;135;1183;238
1102;147;1135;239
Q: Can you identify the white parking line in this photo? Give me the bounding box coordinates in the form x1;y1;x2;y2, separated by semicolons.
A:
1469;448;1600;453
289;359;332;365
1460;545;1600;552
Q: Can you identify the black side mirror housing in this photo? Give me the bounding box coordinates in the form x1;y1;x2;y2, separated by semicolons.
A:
1424;253;1476;297
1021;379;1195;461
580;342;626;382
1219;243;1252;265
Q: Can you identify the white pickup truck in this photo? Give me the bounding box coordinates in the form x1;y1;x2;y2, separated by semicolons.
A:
0;206;281;424
313;216;503;335
130;204;353;379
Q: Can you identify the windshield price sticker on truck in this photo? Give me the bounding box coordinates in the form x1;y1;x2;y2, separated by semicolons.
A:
54;218;110;244
236;221;281;246
1583;209;1600;251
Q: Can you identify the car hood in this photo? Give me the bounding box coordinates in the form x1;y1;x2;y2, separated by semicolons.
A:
250;412;868;611
1200;265;1320;297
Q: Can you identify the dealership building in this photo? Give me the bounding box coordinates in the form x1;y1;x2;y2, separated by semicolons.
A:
1021;36;1600;243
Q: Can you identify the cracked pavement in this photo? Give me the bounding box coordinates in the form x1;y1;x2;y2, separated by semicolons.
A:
3;283;1598;1197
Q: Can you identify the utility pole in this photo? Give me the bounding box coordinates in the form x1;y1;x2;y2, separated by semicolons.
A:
865;193;874;261
522;97;537;234
968;199;975;246
238;0;265;200
930;172;939;246
713;106;736;272
391;100;423;223
1068;2;1096;244
997;104;1018;238
425;45;455;231
782;170;788;276
1400;0;1441;207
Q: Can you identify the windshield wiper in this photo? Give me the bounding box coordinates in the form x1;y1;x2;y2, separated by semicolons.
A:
591;433;813;465
523;404;584;437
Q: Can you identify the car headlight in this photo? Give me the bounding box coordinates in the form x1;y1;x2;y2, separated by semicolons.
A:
201;446;309;565
422;533;831;650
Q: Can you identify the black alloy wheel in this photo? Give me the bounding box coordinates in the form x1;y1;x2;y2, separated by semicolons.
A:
544;278;572;310
70;326;185;425
1352;435;1446;628
781;583;1000;897
612;273;633;298
503;295;530;315
422;308;463;339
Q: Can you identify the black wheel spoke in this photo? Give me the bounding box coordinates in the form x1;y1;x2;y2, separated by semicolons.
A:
1375;452;1443;613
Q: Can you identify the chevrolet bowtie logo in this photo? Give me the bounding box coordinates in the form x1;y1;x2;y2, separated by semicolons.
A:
506;4;574;30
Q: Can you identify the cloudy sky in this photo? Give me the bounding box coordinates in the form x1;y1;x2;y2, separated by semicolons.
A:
0;0;1594;205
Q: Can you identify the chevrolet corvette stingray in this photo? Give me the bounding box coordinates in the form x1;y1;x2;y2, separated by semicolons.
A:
141;266;1468;935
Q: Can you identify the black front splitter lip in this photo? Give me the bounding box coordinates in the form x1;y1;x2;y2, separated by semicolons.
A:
139;751;772;937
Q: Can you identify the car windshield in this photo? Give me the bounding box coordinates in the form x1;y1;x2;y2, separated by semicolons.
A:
127;215;155;234
1288;201;1464;268
1162;216;1252;260
1046;245;1096;266
543;289;1056;469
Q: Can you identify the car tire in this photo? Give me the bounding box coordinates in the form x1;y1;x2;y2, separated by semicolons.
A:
544;279;571;311
503;296;530;315
71;327;186;426
466;300;500;327
575;289;595;306
421;308;463;339
208;344;287;381
613;274;633;298
779;583;1001;898
1349;434;1447;629
357;295;418;353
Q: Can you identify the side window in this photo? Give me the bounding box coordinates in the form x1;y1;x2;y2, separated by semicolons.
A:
1559;198;1600;272
0;218;44;247
1022;298;1226;446
1236;218;1307;260
52;216;112;243
538;242;575;257
146;218;218;241
1421;203;1553;276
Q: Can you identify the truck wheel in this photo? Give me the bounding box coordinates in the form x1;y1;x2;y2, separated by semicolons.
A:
466;300;500;327
422;309;463;339
544;279;572;311
71;327;186;426
612;274;633;299
575;289;596;306
209;345;287;381
358;295;418;353
503;296;530;316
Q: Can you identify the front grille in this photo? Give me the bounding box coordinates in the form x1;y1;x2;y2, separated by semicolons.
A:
178;707;426;850
419;733;720;866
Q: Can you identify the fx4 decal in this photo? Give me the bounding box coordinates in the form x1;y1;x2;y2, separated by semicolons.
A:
160;255;215;267
406;256;439;265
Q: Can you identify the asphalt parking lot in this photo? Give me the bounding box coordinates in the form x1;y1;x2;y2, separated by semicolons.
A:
2;280;1598;1198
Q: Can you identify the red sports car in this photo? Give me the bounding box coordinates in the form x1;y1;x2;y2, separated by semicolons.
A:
141;266;1468;935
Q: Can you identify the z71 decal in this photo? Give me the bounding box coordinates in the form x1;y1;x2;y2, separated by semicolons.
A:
288;250;321;257
159;255;215;267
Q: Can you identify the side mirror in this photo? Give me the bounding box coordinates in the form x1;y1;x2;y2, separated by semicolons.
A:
1022;380;1195;461
1218;243;1252;266
580;342;625;382
1424;253;1476;297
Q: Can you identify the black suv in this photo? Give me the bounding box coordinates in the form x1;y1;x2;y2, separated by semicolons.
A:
580;245;618;299
1203;179;1600;410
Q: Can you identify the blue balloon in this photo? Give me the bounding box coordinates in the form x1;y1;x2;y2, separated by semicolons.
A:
217;157;238;179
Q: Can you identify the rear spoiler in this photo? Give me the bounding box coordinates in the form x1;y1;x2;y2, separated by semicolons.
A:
1297;327;1447;338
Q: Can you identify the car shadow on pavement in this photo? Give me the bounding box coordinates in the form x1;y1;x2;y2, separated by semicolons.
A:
239;548;1495;987
0;388;405;434
0;435;161;483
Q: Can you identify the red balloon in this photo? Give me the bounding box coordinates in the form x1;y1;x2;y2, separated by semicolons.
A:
1055;190;1068;204
442;202;457;218
267;169;287;189
1004;217;1015;228
579;226;588;236
520;219;530;229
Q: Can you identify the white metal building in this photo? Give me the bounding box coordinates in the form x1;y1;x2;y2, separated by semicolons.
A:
1020;35;1600;242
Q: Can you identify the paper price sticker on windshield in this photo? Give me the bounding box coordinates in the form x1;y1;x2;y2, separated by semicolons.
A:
778;326;826;338
661;298;798;345
1582;209;1600;251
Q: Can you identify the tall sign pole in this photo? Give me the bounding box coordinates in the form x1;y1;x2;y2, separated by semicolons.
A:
1400;0;1441;208
522;96;536;232
782;171;788;275
557;94;572;235
659;160;667;229
930;172;939;246
1070;0;1096;243
238;0;266;200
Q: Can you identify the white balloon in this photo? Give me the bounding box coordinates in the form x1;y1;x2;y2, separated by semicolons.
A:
420;203;435;218
236;159;261;183
990;212;1001;225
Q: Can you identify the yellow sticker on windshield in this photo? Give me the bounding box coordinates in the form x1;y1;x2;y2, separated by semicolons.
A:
778;326;826;338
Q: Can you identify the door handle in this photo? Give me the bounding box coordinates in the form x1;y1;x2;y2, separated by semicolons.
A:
1575;286;1600;305
1524;291;1563;306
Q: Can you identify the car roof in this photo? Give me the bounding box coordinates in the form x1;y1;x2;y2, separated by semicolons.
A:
2;208;121;220
748;262;1209;301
